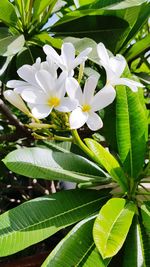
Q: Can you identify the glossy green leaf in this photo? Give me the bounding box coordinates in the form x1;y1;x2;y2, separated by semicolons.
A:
120;3;150;52
52;15;128;52
94;0;148;10
85;138;128;191
3;147;110;184
0;0;18;26
116;85;147;179
14;0;30;18
93;198;135;259
79;0;96;6
0;35;25;58
31;32;62;49
42;215;110;267
138;203;150;266
0;189;109;256
123;215;147;267
125;34;150;62
32;0;57;20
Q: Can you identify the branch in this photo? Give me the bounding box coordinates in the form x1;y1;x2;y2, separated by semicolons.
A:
0;99;33;141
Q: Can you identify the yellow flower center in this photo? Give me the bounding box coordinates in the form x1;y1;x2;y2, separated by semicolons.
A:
48;97;60;107
82;104;91;112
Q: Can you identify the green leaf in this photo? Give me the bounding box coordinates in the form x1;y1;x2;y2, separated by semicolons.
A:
32;0;57;20
85;138;128;191
0;0;18;26
120;3;150;52
3;147;110;184
0;189;109;256
96;0;148;10
31;32;62;49
116;84;147;179
93;198;135;259
52;15;128;52
125;34;150;62
123;215;147;267
0;34;24;56
79;0;96;6
0;33;18;56
42;215;110;267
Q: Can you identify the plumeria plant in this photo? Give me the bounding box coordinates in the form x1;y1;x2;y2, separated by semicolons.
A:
0;39;150;266
0;0;150;266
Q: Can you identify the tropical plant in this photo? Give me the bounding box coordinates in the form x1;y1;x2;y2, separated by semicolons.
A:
0;0;150;266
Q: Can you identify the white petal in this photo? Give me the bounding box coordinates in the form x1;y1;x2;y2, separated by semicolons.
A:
28;103;52;119
69;107;88;129
42;57;58;78
17;65;37;86
87;112;103;131
109;54;126;78
56;71;67;97
35;70;55;95
7;80;27;88
14;85;39;94
115;78;144;92
66;77;82;103
97;43;109;65
83;75;98;104
72;47;92;69
56;97;78;112
92;84;116;111
21;90;47;104
43;45;63;69
4;90;30;115
61;43;75;70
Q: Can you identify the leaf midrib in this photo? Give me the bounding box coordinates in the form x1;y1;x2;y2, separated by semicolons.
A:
103;204;127;256
0;196;107;238
7;160;106;181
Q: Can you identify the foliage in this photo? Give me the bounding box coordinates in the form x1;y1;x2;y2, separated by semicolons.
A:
0;0;150;266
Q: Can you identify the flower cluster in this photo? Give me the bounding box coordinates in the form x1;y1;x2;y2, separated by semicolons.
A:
4;42;143;131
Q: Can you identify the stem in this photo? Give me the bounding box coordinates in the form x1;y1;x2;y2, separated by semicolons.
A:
54;135;73;142
78;63;84;84
25;43;34;64
72;129;94;158
0;99;30;136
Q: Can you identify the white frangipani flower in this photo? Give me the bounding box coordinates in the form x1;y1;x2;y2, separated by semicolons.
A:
4;90;31;116
6;57;58;94
20;70;77;119
97;42;144;92
66;76;116;131
43;42;92;76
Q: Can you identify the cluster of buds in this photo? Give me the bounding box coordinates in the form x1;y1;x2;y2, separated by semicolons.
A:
4;42;143;132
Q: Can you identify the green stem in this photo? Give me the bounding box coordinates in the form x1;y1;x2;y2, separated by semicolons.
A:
78;63;84;84
25;43;34;64
72;129;94;158
54;135;73;142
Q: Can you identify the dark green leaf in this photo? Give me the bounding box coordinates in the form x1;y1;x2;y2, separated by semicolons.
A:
3;147;110;183
42;216;110;267
123;215;148;267
116;84;147;179
0;189;109;256
125;34;150;62
52;15;128;52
